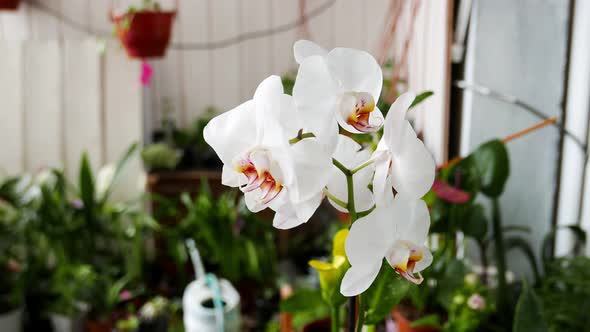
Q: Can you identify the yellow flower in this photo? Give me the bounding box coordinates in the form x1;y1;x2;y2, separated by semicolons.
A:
309;229;350;307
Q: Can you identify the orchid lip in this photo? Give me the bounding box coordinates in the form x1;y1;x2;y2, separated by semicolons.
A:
341;91;381;133
233;150;283;205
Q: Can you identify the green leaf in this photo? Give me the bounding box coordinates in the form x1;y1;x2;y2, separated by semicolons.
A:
513;281;548;332
435;259;467;309
462;203;488;241
79;153;95;218
361;261;410;325
469;139;510;197
102;143;139;203
410;314;441;328
280;288;326;313
505;236;541;283
410;91;434;109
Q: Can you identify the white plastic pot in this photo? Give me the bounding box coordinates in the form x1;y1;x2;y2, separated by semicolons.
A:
50;313;85;332
0;307;22;332
182;277;241;332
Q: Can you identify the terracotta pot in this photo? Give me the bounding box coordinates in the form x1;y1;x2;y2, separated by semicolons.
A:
393;309;440;332
85;319;113;332
302;317;331;332
0;0;20;10
112;11;175;59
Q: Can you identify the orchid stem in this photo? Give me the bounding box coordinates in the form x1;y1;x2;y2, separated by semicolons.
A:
289;129;316;145
355;295;365;332
350;158;374;175
333;157;360;332
357;205;376;218
324;188;348;209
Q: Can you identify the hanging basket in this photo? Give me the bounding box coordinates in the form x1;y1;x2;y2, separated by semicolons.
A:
0;0;20;10
111;5;176;59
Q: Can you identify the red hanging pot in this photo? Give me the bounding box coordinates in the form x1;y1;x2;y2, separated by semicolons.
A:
111;1;176;59
0;0;20;10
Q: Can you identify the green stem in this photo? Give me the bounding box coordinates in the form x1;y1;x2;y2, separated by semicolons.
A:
355;295;365;332
350;158;375;175
289;129;316;145
331;306;340;332
346;172;358;222
324;188;348;209
492;198;508;323
357;205;376;219
365;325;376;332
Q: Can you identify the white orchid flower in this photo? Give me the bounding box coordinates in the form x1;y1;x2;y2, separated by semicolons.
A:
292;40;384;134
204;75;335;229
340;195;433;297
325;135;374;213
372;92;435;206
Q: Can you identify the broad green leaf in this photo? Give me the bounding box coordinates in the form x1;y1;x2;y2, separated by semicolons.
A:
410;314;441;328
410;91;434;109
462;203;488;241
513;281;548;332
469;139;510;197
361;261;410;325
280;288;326;313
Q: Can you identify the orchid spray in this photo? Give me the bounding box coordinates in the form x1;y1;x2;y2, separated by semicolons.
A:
204;40;436;332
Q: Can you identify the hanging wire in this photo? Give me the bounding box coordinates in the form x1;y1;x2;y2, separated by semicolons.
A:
454;79;588;154
26;0;337;50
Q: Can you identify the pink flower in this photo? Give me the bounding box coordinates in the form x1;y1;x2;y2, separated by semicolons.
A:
120;290;132;301
467;293;486;311
140;61;153;86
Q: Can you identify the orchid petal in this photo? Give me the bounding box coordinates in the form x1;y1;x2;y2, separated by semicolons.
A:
203;100;257;165
390;137;435;199
414;246;433;273
345;206;394;267
325;47;383;101
221;164;245;187
383;92;416;150
293;39;327;64
373;151;394;207
394;195;430;244
340;263;382;297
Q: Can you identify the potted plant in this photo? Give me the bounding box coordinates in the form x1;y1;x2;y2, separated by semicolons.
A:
111;0;176;59
0;0;20;10
0;177;30;332
47;263;95;332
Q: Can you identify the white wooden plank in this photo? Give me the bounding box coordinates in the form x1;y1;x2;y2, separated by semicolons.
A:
104;42;143;200
210;0;241;111
60;0;89;39
332;0;364;49
24;41;62;171
240;0;272;99
154;50;184;125
307;0;334;49
364;0;391;56
0;2;31;41
271;0;298;76
29;1;61;40
89;0;110;35
0;42;23;174
63;40;102;179
178;0;211;121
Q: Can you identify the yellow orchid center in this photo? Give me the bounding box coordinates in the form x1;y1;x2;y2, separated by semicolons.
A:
341;92;378;132
389;242;425;285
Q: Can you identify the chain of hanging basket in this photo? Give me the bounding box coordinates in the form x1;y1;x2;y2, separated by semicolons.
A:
26;0;337;51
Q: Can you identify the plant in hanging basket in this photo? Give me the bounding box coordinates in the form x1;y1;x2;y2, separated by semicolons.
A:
111;0;176;59
0;0;20;10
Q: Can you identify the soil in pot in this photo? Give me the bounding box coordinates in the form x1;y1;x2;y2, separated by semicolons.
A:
301;317;331;332
85;318;113;332
112;11;175;59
